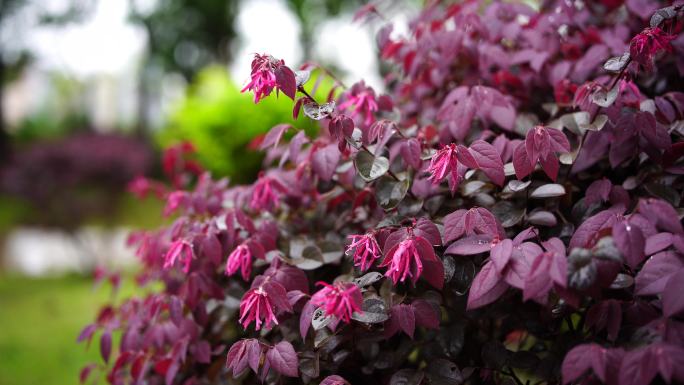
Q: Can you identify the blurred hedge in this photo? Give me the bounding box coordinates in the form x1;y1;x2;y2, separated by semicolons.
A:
157;67;330;183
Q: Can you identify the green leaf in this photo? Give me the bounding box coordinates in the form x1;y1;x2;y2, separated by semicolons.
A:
354;151;389;182
375;176;410;210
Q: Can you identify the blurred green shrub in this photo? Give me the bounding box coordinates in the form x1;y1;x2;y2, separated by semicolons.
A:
157;66;329;183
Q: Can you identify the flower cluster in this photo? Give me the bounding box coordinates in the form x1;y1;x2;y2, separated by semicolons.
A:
81;3;684;385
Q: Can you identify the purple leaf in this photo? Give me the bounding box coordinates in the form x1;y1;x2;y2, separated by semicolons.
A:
260;124;291;151
513;142;533;180
328;115;354;141
394;304;416;338
169;296;183;327
586;299;622;341
539;153;560;181
413;299;440;329
523;251;554;303
100;331;112;363
467;260;509;310
414;218;441;246
400;138;423;169
644;232;673;255
79;364;97;384
320;375;350;385
414;236;445;289
469;140;505;186
245;339;262;373
226;340;249;377
266;341;299;377
449;96;476;140
618;347;659;385
663;268;684;317
443;209;467;243
638;198;684;235
547;127;571;153
490;239;513;273
274;66;297;99
288;130;309;164
445;234;492;255
562;343;610;384
262;280;292;313
585;178;612;206
569;209;621;250
635;251;684;295
77;324;97;345
300;300;316;339
311;144;340;181
612;220;645;268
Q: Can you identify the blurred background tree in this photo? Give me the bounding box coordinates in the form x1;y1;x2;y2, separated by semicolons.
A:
284;0;362;59
0;0;95;156
127;0;240;132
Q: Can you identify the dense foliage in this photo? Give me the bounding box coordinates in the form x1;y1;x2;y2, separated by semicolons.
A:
81;1;684;385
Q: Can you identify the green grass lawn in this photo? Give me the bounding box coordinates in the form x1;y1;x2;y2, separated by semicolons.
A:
0;274;135;385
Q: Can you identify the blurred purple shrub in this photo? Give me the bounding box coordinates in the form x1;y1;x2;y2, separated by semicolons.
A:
1;133;153;228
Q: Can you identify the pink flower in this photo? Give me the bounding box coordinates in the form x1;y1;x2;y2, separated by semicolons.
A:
250;174;286;212
630;27;675;70
426;143;477;194
346;233;382;271
379;237;423;285
241;54;279;103
338;81;379;127
311;281;362;323
163;239;194;273
163;191;188;217
239;287;279;330
225;243;253;281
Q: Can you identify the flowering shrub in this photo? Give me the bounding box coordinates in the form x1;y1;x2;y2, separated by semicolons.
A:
80;1;684;385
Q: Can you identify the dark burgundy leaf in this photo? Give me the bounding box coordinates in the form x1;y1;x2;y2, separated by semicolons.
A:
561;343;610;384
274;66;297;99
663;268;684;317
446;235;492;256
513;142;533;180
618;347;658;385
569;209;620;250
415;236;445;289
586;300;622;341
311;144;340;181
585;178;612;206
266;341;299;377
469;140;505;186
490;239;513;273
260;124;291;151
395;304;416;338
635;251;683;295
401;138;423;170
414;218;442;246
100;331;112;363
413;299;440;329
467;260;509;310
245;339;262;373
638;198;683;235
79;364;97;384
320;375;351;385
645;232;673;255
612;220;645;268
77;324;97;345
